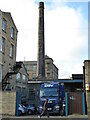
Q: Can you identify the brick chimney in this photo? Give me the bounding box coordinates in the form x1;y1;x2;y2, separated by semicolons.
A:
37;2;45;79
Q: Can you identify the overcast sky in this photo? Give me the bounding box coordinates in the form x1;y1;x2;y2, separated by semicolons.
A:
0;0;88;78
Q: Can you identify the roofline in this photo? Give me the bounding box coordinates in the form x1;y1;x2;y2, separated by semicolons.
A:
28;79;83;84
54;79;83;83
23;61;37;63
1;10;18;32
84;60;90;63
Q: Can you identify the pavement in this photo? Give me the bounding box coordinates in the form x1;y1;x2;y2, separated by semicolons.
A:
1;115;88;120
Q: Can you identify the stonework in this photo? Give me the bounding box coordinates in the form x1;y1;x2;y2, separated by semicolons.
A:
0;10;18;90
0;91;2;117
0;10;28;105
1;91;16;116
24;55;58;80
37;2;45;79
15;63;28;104
84;60;90;119
45;55;58;79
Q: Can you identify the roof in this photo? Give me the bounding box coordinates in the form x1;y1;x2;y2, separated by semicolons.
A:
2;10;18;32
23;61;37;65
45;55;53;61
28;79;83;84
54;79;83;83
84;60;90;63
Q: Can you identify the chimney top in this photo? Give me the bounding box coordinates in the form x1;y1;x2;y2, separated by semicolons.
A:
39;2;44;8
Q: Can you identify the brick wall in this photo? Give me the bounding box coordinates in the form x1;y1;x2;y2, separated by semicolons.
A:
0;91;16;116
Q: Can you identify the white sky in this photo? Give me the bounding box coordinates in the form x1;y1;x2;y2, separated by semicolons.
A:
0;0;88;78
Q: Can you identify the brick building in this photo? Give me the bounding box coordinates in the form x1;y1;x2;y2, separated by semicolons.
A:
24;55;58;80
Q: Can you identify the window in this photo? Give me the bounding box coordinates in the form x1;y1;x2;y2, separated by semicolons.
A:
25;65;30;71
10;44;14;57
29;89;35;100
47;63;50;71
0;65;2;82
2;18;6;32
21;88;26;97
32;65;37;71
16;73;20;81
1;37;5;52
11;27;14;39
22;74;26;83
47;73;50;79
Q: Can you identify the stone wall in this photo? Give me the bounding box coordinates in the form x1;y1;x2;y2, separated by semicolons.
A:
0;91;16;116
84;60;90;119
0;91;2;119
1;11;18;91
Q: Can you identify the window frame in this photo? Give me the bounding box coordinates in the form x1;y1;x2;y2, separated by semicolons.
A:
32;65;37;71
2;18;6;32
11;27;14;39
10;43;14;58
25;65;30;71
0;65;2;82
1;37;5;53
21;87;26;97
22;74;26;83
16;73;21;82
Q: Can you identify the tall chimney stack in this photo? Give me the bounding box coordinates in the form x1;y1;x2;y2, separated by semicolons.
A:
37;2;45;79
